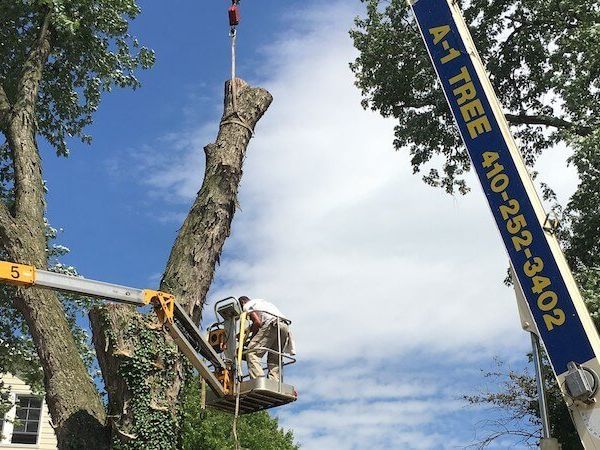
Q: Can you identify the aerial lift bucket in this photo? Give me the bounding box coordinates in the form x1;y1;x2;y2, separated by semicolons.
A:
205;297;297;414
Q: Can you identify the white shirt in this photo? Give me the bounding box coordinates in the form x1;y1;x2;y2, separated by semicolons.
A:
243;298;295;355
242;298;288;325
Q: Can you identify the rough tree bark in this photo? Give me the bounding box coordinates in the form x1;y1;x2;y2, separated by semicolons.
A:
0;11;109;450
90;78;272;447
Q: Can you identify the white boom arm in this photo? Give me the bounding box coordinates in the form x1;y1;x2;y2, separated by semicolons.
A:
0;261;227;396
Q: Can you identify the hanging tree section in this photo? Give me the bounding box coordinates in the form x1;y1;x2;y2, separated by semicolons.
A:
90;78;272;446
161;78;273;324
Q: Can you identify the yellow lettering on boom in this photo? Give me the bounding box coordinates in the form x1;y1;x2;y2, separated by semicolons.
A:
440;48;461;64
429;24;461;64
467;116;492;138
429;25;450;44
460;99;485;121
447;66;492;139
453;82;477;105
449;66;471;85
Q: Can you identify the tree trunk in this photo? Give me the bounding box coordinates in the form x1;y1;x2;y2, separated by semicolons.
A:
3;104;109;450
0;11;110;444
13;288;109;449
90;78;272;448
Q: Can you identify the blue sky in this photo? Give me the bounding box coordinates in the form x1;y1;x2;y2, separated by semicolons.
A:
39;1;579;449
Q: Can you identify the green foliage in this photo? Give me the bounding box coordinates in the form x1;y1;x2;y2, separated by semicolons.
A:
350;0;600;194
0;286;43;389
351;0;468;193
180;377;298;450
575;268;600;328
0;0;154;156
566;130;600;269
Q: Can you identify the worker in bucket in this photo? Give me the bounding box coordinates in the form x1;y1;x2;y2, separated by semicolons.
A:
238;296;295;381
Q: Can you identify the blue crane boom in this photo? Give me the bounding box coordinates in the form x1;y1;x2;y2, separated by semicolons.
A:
408;0;600;446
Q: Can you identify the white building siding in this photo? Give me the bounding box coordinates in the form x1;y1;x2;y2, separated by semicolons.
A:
0;373;57;450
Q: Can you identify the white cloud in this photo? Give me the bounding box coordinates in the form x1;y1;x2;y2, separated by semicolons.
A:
275;359;479;449
534;141;578;208
117;1;578;448
104;122;217;206
284;400;463;449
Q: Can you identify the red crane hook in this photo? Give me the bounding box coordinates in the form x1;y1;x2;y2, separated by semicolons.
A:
228;0;241;27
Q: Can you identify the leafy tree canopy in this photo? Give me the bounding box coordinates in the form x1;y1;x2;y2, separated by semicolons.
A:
350;0;600;194
0;0;154;156
566;135;600;269
180;378;299;450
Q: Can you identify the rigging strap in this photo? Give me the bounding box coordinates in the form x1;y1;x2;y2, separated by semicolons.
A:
231;375;242;450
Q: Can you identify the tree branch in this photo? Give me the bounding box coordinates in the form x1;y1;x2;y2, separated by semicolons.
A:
505;113;592;136
12;11;52;119
9;10;52;221
0;85;11;129
0;84;17;243
161;78;273;322
0;201;17;254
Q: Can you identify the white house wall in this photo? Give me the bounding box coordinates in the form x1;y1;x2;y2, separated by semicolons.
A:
0;373;57;450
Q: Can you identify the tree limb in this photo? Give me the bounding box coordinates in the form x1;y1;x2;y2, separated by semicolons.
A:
505;113;592;136
2;10;110;447
0;85;11;129
13;11;52;119
10;10;52;220
161;78;273;322
0;85;17;248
